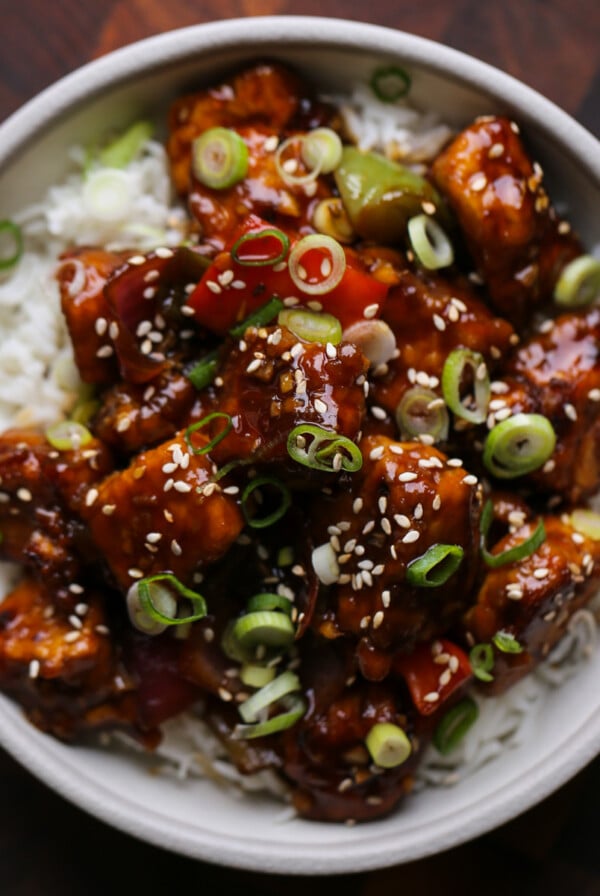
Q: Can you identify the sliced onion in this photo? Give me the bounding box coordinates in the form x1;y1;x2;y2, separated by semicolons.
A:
126;582;177;636
301;128;343;174
83;169;133;221
343;319;397;366
311;543;340;585
407;214;454;269
396;386;449;442
288;234;346;295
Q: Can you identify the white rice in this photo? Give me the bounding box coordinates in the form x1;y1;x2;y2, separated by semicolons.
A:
0;104;597;814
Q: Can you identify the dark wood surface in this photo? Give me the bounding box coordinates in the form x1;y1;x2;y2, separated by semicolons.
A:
2;2;600;894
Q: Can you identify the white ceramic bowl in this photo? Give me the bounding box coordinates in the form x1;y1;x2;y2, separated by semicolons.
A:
1;16;599;875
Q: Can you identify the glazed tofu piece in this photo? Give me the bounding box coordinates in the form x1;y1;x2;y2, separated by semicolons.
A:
465;515;600;693
81;433;244;591
488;307;600;503
312;435;482;680
57;248;125;383
93;364;196;455
431;116;581;325
203;324;368;466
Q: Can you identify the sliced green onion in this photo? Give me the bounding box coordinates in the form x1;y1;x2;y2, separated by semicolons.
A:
554;255;600;307
343;319;397;366
492;630;523;654
246;593;293;616
229;296;284;338
288;234;346;296
370;65;411;102
231;229;289;268
184;412;232;456
570;508;600;541
238;670;301;723
442;349;490;425
278;308;342;345
301;128;343;174
45;421;93;451
483;413;556;478
231;610;295;657
232;694;306;739
407;214;454;269
240;663;276;688
127;574;207;635
98;120;153;168
187;350;219;390
469;643;494;682
82;169;132;221
396;386;449;442
241;476;291;529
312;197;355;244
287;423;362;473
311;542;340;585
0;220;23;272
192;127;248;190
433;697;479;755
365;722;412;768
275;135;321;186
70;399;99;426
406;544;464;587
480;499;546;567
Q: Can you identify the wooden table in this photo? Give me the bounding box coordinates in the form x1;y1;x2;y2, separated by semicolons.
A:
2;2;600;893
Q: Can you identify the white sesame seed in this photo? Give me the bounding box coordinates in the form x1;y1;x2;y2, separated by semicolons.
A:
28;659;40;679
463;475;478;486
389;445;404;455
246;358;262;374
394;514;411;528
128;568;144;579
372;564;385;576
127;255;146;265
433;314;446;332
470;173;487;191
326;343;337;359
533;568;550;579
95;318;108;336
447;305;460;323
372;611;384;629
361;521;375;535
16;487;32;502
381;518;392;535
314;398;328;414
102;504;116;516
84;488;98;507
433;495;442;510
542;459;556;473
414;503;424;520
96;345;114;358
449;656;459;673
69;614;83;630
363;304;379;319
171;539;183;556
564;403;577;421
378;496;388;514
64;631;80;643
399;472;418;482
75;603;88;616
588;388;600;402
439;669;452;688
494;407;513;422
402;530;420;544
423;692;440;703
353;497;363;514
369;446;385;461
155;247;174;259
488;142;504;159
382;590;391;608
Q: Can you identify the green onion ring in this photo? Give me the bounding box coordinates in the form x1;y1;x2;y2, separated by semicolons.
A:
554;255;600;307
480;499;546;567
191;127;248;190
365;722;412;768
184;412;233;456
275;135;322;187
406;544;465;587
370;65;412;102
238;670;301;723
231;229;290;268
433;697;479;755
469;643;494;682
287;423;362;473
570;508;600;541
246;593;294;616
0;220;23;272
288;234;347;296
278;308;342;345
492;630;523;654
231;610;295;657
229;296;284;338
395;386;449;442
46;421;93;452
187;350;219;390
241;476;291;529
98;120;153;168
442;348;490;425
483;413;556;478
240;663;276;689
407;214;454;269
232;694;306;740
301;128;343;174
136;573;207;627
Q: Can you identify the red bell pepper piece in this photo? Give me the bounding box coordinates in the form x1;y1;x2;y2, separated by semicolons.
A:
394;639;472;716
187;216;389;334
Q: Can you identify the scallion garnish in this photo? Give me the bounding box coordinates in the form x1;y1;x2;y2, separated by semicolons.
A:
98;120;153;168
275;135;322;187
407;214;454;269
569;508;600;541
184;412;233;456
483;413;556;478
370;65;412;102
365;722;412;768
469;643;494;682
229;296;284;338
231;610;295;657
406;543;464;587
492;630;523;654
187;350;219;390
231;228;290;268
232;694;306;739
442;349;490;425
395;386;449;442
301;128;343;174
433;697;479;755
127;573;207;635
480;499;546;567
0;220;23;272
191;127;249;189
246;593;294;616
278;308;342;345
45;421;93;452
287;423;362;473
288;234;347;296
241;476;291;529
238;670;300;723
554;255;600;307
240;663;276;689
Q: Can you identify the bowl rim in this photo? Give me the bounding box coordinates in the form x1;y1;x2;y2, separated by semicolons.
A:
0;14;599;874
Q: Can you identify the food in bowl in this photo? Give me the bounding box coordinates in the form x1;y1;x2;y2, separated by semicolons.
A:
0;59;599;824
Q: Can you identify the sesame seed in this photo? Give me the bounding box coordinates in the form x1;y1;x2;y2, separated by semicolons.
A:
364;304;379;319
64;631;80;643
373;611;384;629
358;559;374;570
95;318;108;336
389;445;403;455
533;568;550;579
84;488;98;507
463;475;478;486
102;504;116;516
447;305;460;323
362;570;373;586
433;495;442;510
564;403;577;421
171;539;183;556
399;472;418;482
433;314;446;332
369;446;385;461
28;659;40;679
96;345;114;358
588;389;600;402
362;521;375;535
108;321;120;340
359;615;371;629
402;530;420;544
173;481;192;493
326;342;337;359
16;487;32;502
378;496;388;514
470;173;487;192
571;532;585;545
75;603;88;616
370;406;387;421
155;247;174;259
422;200;436;215
314;398;328;414
439;669;452;687
382;590;391;608
372;564;385;576
246;358;262;374
394;514;411;528
381;517;392;535
128;568;144;579
69;614;83;630
423;692;440;703
488;142;504;159
353;497;363;514
127;255;146;265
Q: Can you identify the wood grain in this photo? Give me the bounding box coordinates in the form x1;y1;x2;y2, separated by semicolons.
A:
1;2;600;893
